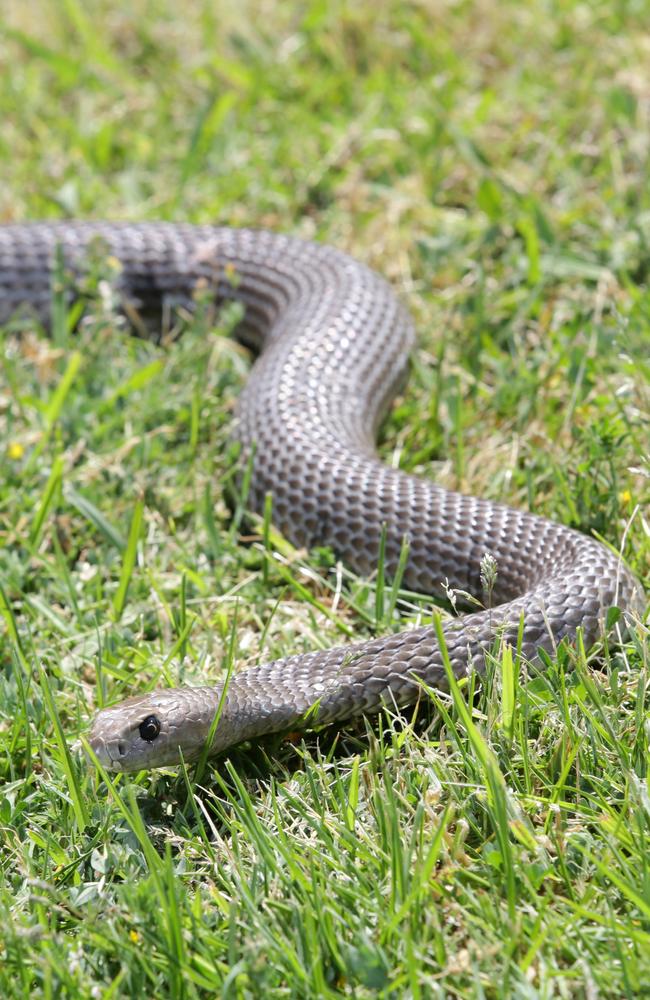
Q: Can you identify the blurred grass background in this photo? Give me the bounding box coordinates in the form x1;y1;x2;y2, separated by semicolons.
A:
0;1;649;997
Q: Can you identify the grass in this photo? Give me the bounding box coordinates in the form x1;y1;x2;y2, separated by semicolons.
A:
1;0;649;996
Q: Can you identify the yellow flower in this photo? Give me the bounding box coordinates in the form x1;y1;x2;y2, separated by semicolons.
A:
129;929;140;943
619;490;632;504
7;442;24;460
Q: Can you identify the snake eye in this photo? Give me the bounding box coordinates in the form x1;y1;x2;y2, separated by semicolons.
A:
139;714;161;742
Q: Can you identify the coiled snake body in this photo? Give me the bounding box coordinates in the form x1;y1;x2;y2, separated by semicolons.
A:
0;222;641;771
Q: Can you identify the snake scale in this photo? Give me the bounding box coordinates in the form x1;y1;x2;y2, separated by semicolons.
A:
0;222;641;771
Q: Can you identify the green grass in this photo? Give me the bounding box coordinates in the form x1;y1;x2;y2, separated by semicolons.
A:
1;0;649;996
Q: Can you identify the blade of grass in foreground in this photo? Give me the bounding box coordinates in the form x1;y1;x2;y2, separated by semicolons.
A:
38;663;90;831
67;487;126;550
113;499;144;620
29;454;63;546
191;603;240;785
25;350;83;473
432;613;517;921
83;747;191;996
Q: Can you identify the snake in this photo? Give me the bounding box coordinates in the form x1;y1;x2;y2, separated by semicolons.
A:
0;222;642;772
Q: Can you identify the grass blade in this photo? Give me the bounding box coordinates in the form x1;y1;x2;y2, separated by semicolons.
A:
112;499;144;620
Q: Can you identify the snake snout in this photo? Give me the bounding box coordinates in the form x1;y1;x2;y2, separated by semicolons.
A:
86;699;159;771
86;732;127;772
86;687;228;771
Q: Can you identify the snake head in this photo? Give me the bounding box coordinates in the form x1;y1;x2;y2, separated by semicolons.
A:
87;686;224;772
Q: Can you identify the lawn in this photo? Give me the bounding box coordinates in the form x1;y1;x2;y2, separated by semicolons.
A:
1;1;649;996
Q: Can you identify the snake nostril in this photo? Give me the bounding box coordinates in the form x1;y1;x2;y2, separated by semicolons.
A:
117;741;126;756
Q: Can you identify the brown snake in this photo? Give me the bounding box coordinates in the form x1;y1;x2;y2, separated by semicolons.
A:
0;222;641;771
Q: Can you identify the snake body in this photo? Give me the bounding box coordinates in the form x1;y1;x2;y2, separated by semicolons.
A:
0;222;641;771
